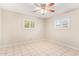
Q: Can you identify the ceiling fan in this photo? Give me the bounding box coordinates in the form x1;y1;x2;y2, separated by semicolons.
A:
33;3;55;15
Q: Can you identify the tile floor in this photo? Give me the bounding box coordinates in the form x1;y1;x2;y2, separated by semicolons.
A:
0;40;79;56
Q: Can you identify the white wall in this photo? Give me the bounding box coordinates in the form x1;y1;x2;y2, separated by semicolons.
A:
1;9;44;47
1;6;79;50
46;8;79;49
0;8;2;46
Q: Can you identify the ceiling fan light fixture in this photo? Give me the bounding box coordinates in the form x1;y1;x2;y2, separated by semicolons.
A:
33;3;55;15
40;9;47;15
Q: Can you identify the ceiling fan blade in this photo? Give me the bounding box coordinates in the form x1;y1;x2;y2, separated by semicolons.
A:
47;3;55;7
32;10;38;12
47;10;55;12
32;10;39;12
41;3;46;7
34;3;41;7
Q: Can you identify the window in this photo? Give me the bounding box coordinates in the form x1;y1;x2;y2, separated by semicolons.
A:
55;16;70;29
24;20;35;28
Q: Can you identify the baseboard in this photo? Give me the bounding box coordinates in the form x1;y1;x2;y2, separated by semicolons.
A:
58;41;79;50
0;38;45;48
47;39;79;51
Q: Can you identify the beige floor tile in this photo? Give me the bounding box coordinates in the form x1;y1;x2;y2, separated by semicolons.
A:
0;41;79;56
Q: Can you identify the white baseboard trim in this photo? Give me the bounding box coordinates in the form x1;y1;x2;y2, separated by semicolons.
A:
0;38;45;48
58;41;79;50
47;39;79;51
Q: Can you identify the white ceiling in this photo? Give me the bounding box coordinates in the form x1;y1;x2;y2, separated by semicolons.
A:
0;3;79;18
